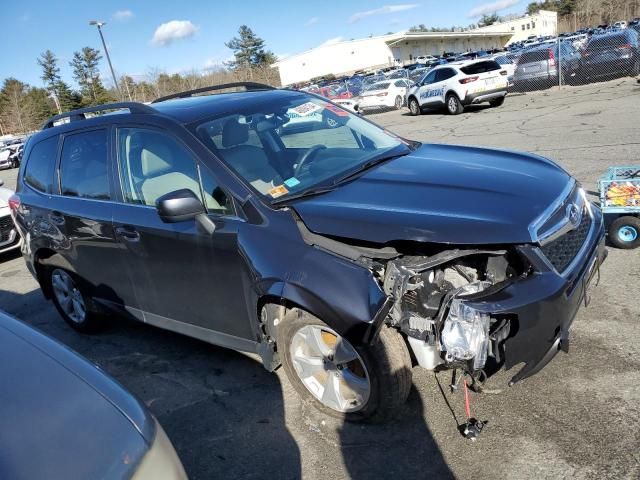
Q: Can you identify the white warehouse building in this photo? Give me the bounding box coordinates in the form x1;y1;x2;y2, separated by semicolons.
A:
273;10;558;86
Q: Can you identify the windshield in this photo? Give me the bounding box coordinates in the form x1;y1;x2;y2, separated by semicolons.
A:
193;93;409;202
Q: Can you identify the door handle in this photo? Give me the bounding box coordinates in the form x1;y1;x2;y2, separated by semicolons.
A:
114;226;140;242
50;211;65;225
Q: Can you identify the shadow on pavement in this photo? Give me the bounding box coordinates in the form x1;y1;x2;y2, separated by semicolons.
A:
0;288;301;480
339;370;454;480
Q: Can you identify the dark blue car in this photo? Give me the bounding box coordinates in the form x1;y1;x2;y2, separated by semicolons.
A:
10;83;606;423
0;309;186;479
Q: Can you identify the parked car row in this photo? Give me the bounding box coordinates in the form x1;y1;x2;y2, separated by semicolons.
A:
0;137;26;169
510;22;640;90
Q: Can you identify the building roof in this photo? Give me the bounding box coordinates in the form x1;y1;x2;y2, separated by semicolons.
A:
385;30;513;46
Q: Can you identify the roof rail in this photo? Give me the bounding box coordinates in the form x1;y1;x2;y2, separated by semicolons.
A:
151;82;275;103
41;102;156;129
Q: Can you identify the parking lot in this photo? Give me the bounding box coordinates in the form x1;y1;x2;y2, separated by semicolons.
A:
1;78;639;479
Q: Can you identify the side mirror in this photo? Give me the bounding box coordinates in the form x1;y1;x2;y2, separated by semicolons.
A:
156;189;205;223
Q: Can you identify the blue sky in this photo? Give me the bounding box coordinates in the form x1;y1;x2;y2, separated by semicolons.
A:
1;0;529;88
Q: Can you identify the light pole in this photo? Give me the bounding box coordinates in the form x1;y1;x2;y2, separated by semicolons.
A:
89;20;130;100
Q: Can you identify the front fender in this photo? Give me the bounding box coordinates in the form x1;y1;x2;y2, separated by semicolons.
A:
278;247;389;346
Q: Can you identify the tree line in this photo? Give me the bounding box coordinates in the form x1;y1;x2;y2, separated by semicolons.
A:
527;0;640;30
0;25;279;136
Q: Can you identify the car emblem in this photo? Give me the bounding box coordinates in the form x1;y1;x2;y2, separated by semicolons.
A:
567;203;582;228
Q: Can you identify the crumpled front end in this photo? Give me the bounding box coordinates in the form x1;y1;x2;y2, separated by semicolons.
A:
376;193;606;386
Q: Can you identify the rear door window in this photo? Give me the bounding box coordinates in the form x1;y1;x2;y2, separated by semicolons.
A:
59;129;110;200
24;135;58;193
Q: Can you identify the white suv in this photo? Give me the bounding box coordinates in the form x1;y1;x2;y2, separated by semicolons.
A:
407;59;508;115
416;55;437;64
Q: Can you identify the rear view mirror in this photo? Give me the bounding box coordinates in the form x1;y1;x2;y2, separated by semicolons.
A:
156;189;205;223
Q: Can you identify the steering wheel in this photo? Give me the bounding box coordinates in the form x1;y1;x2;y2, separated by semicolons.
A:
294;145;326;176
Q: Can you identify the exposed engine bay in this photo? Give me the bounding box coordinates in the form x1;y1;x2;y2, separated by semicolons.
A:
372;249;527;380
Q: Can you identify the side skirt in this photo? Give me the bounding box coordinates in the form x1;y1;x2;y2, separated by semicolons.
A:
94;298;260;354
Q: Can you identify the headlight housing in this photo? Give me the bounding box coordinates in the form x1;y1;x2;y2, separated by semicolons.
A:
441;281;491;370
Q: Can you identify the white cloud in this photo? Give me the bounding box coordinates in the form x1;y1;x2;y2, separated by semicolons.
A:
276;53;290;60
319;36;344;47
468;0;520;18
113;10;134;21
349;4;419;23
305;16;319;26
151;20;199;47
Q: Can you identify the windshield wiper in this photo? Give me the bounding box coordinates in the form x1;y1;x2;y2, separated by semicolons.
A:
271;185;337;205
332;152;408;186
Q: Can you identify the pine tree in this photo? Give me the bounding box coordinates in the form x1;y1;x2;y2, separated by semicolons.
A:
225;25;276;69
37;50;80;113
70;47;113;106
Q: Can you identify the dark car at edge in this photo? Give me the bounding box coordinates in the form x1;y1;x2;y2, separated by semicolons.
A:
10;83;607;422
0;309;186;479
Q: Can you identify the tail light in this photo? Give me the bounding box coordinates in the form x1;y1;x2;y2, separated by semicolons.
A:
376;92;388;97
499;70;508;76
459;76;479;84
616;43;632;51
8;194;20;217
548;48;556;67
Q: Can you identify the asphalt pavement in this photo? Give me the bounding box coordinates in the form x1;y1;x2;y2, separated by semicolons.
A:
0;77;639;479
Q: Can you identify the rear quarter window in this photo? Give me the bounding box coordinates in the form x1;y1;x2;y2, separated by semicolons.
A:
24;135;58;193
460;61;501;75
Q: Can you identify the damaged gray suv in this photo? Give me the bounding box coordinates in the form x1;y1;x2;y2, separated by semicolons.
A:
12;83;606;422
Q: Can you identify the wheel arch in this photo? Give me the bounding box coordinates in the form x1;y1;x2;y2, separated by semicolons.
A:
33;248;70;299
257;281;390;348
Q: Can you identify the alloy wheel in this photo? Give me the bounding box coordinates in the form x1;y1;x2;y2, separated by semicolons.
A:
289;325;370;413
51;269;86;324
448;96;457;113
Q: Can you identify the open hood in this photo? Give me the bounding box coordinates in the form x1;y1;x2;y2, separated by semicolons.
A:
291;143;571;245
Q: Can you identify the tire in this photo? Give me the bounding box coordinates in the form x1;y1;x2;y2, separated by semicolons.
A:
608;216;640;249
49;267;101;332
489;96;505;108
631;58;640;77
279;309;412;423
408;97;421;116
445;93;464;115
394;95;403;110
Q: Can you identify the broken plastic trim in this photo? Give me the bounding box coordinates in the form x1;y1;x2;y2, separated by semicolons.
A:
293;212;399;261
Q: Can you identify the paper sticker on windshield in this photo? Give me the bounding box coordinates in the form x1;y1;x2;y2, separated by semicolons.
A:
268;185;289;198
284;177;301;188
324;104;349;116
290;102;323;117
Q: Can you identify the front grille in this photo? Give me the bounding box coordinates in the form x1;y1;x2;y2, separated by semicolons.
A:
0;216;14;243
541;211;592;273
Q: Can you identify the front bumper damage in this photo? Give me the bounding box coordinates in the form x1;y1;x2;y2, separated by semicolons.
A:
382;204;607;386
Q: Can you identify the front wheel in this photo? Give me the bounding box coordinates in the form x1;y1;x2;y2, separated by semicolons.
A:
279;309;412;423
489;96;505;108
609;216;640;249
446;93;464;115
408;97;421;116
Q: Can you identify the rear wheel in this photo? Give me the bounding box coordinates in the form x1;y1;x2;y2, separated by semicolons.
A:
408;97;421;116
489;96;505;108
49;268;101;332
446;93;464;115
609;216;640;249
279;309;412;423
394;95;403;110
